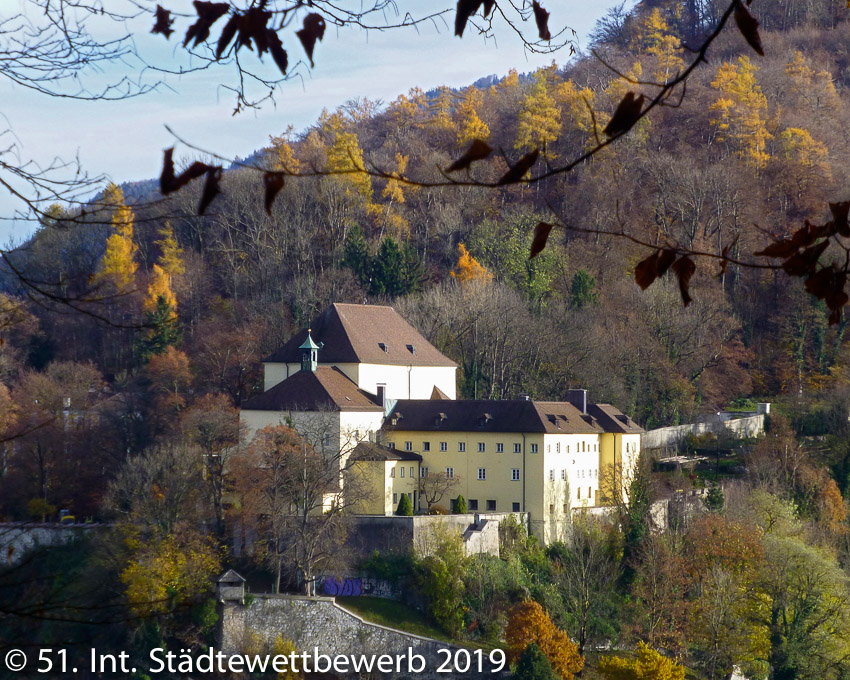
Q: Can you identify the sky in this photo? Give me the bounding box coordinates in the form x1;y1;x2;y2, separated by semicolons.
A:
0;1;625;244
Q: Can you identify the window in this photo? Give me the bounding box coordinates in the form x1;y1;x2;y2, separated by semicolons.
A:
477;442;485;452
390;468;395;478
561;470;566;480
563;503;569;513
497;443;504;453
404;441;412;451
421;467;429;478
513;443;521;453
547;444;551;453
423;441;430;452
580;470;584;478
446;467;454;479
469;499;479;511
549;469;555;481
393;493;398;505
556;442;560;453
388;442;395;449
512;502;521;512
458;442;466;452
577;488;582;500
512;468;521;481
530;443;538;453
594;469;598;478
400;467;405;478
566;444;570;453
487;500;496;511
478;468;486;480
410;467;415;478
440;441;447;452
324;434;332;447
588;486;592;499
549;504;555;514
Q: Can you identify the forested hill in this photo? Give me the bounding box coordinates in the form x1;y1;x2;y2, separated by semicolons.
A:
4;0;850;434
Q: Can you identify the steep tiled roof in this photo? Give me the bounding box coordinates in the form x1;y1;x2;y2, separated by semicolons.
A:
350;441;422;462
264;303;456;367
587;404;644;434
241;366;383;412
382;399;642;434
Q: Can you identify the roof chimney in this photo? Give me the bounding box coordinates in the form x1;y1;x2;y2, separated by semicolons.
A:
565;389;587;414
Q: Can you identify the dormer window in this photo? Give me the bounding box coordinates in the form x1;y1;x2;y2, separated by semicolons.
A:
378;342;389;353
406;344;416;355
434;412;447;426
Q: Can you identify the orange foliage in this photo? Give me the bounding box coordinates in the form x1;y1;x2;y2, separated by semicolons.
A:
451;243;492;284
505;600;584;680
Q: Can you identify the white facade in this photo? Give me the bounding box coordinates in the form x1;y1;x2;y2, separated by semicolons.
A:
263;361;456;400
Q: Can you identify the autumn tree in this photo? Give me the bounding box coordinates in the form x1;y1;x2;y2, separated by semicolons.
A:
181;393;244;536
597;641;685;680
709;56;771;169
121;523;220;618
95;183;138;292
451;243;492;284
418;469;462;512
455;87;490;147
232;424;364;594
515;70;561;155
504;599;584;680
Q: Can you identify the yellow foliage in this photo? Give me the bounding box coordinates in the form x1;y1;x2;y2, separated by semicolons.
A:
121;529;220;616
515;70;562;153
501;69;520;90
145;264;177;315
505;600;584;680
785;51;840;112
382;153;409;205
390;88;426;130
96;183;138;291
155;223;185;278
429;87;456;132
451;243;492;284
779;127;831;179
455;88;490;147
557;80;599;148
637;9;683;81
269;129;301;174
597;642;685;680
327;130;373;202
272;636;303;680
710;57;771;169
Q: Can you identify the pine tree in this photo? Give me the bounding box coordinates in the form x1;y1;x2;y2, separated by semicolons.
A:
96;183;138;291
513;644;558;680
454;494;467;514
704;482;725;513
136;295;182;361
370;237;423;297
342;225;372;288
570;270;599;309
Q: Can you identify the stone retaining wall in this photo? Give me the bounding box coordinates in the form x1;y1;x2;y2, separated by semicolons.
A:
219;595;505;679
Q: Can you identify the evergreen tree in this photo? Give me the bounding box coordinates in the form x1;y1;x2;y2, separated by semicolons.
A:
704;482;725;513
513;644;557;680
136;295;182;362
396;493;413;516
342;224;372;288
454;494;467;514
570;270;600;309
370;237;424;298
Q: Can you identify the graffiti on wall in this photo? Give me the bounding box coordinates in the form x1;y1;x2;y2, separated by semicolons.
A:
321;577;364;596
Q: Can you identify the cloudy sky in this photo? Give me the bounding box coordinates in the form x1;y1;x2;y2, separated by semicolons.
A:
0;1;626;243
